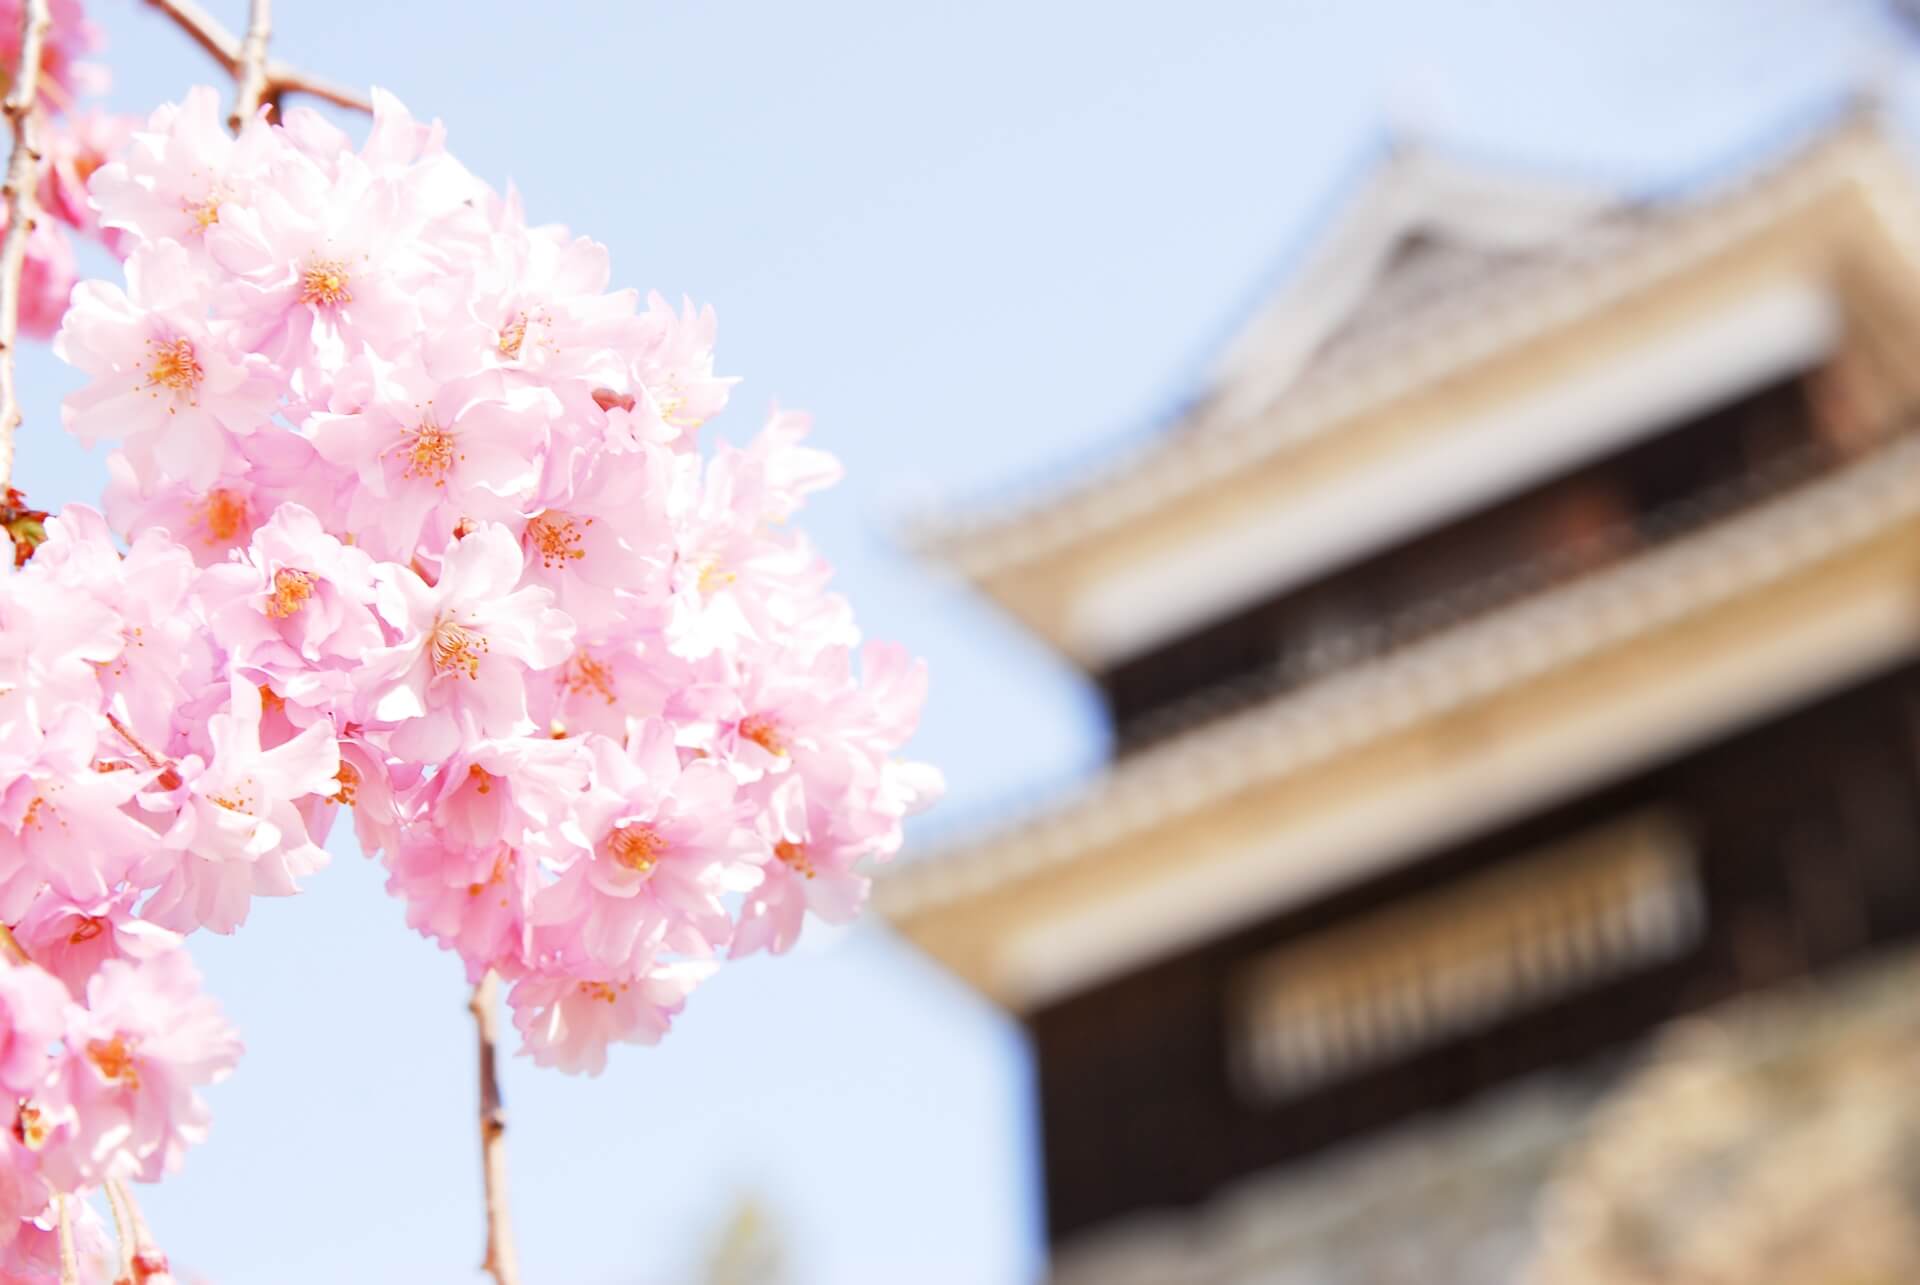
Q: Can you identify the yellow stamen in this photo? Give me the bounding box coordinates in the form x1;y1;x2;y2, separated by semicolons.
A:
430;618;487;679
13;1101;49;1150
775;840;816;880
739;713;787;757
299;258;352;308
563;652;617;706
498;312;528;359
607;823;667;875
334;760;360;807
466;853;508;898
266;567;315;618
185;194;220;230
401;417;459;484
86;1035;139;1090
526;511;589;568
197;488;249;543
697;561;736;595
144;337;203;395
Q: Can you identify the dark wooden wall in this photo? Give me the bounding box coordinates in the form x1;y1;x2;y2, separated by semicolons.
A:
1031;660;1920;1244
1101;376;1826;749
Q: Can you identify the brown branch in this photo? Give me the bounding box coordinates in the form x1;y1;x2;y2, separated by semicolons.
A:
108;1178;170;1284
140;0;237;72
103;711;163;769
143;0;372;122
264;62;371;116
104;1179;136;1282
104;710;184;791
0;0;49;494
227;0;271;132
470;972;521;1285
54;1193;76;1285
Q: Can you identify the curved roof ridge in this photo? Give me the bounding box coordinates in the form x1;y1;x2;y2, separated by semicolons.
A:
906;89;1903;587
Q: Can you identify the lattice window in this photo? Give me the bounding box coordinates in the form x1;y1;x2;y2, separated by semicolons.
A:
1232;811;1703;1102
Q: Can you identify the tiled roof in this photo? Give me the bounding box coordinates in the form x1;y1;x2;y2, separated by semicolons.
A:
879;430;1920;922
910;105;1904;586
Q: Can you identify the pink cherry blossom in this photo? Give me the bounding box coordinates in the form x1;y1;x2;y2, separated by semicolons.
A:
88;87;255;250
12;74;937;1246
139;678;338;934
0;961;67;1097
532;719;756;971
507;961;713;1076
1;0;103;110
199;502;383;715
40;109;134;242
0;707;155;921
10;893;179;1001
309;370;556;561
732;776;872;958
386;837;535;983
0;0;954;1259
363;522;574;759
50;950;239;1185
56;242;279;490
8;216;73;341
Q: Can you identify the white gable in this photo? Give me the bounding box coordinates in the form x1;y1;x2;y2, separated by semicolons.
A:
1201;148;1618;426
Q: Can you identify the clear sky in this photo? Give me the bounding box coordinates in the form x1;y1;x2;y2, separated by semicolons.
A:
12;1;1916;1281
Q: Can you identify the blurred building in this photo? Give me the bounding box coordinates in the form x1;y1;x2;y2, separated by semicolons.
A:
881;102;1920;1282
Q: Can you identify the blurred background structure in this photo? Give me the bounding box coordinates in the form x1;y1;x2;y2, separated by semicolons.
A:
884;50;1920;1285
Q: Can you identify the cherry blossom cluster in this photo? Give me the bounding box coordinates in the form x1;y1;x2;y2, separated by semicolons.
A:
49;84;937;1073
2;0;133;336
0;504;246;1275
0;73;937;1257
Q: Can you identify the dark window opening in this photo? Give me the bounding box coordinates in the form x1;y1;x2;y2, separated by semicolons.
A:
1102;373;1844;749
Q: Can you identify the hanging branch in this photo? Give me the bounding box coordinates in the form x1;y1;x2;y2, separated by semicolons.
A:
140;0;231;71
469;971;522;1285
105;710;184;789
108;1178;170;1283
150;9;462;1282
0;0;49;494
259;65;370;116
140;0;372;122
228;0;272;130
54;1193;76;1285
104;1180;137;1283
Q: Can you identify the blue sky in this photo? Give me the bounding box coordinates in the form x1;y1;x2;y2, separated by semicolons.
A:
13;1;1915;1281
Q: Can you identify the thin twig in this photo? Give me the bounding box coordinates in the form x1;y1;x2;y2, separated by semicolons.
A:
140;0;237;71
109;1178;170;1283
55;1193;76;1285
103;710;182;791
103;711;164;770
470;972;521;1285
104;1180;136;1282
142;0;372;121
0;0;49;494
227;0;271;132
264;63;370;115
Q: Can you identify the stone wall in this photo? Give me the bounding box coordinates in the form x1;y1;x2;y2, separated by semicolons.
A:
1054;945;1920;1285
